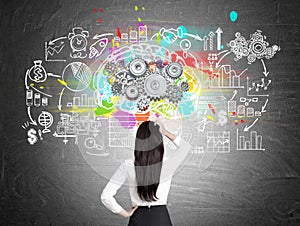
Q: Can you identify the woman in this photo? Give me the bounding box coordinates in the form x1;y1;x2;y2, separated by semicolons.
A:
101;120;191;226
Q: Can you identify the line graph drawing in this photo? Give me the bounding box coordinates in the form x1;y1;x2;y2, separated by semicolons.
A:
206;131;230;153
45;37;67;62
247;77;271;96
205;65;247;89
246;77;270;97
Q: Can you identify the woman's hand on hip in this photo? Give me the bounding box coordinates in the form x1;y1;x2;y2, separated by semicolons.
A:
118;206;138;218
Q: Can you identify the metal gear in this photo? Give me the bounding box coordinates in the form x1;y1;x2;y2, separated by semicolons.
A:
144;74;167;101
129;58;147;77
166;84;183;104
105;61;125;75
166;62;183;79
104;62;116;74
125;85;139;100
137;96;150;111
180;81;190;92
111;82;122;95
115;71;134;85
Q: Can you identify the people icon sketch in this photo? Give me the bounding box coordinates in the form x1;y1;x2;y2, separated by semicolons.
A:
101;120;191;226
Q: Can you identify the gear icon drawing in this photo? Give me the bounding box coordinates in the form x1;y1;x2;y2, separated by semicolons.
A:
129;58;147;77
228;30;280;64
166;84;183;104
144;74;167;100
166;62;183;79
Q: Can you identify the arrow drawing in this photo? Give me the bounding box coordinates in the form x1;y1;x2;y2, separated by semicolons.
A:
244;118;259;132
57;87;65;111
203;36;208;51
27;107;37;125
25;69;29;89
49;36;67;45
216;27;223;50
209;31;215;50
229;90;237;101
47;73;61;78
216;51;231;68
261;59;269;77
183;33;203;41
261;99;269;113
31;86;53;98
217;50;228;56
93;33;114;39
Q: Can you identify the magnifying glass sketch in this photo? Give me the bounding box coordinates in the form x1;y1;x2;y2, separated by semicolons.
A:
84;137;108;156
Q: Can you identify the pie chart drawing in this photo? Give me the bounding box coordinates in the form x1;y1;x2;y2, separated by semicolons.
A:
62;62;92;92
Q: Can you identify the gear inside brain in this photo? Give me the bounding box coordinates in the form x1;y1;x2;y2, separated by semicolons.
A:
106;58;190;112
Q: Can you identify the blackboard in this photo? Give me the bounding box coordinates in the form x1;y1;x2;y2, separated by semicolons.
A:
1;0;300;225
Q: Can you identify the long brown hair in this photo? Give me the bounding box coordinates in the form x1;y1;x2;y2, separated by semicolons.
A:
134;121;164;202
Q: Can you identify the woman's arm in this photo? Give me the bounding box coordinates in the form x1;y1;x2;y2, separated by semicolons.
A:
101;162;138;217
155;120;192;179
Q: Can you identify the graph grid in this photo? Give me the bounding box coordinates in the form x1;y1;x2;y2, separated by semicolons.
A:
108;116;135;148
206;131;230;153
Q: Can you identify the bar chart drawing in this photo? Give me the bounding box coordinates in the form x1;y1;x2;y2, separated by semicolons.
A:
67;92;96;108
206;66;247;89
228;100;257;118
236;129;265;151
116;25;148;44
228;100;237;117
207;131;230;153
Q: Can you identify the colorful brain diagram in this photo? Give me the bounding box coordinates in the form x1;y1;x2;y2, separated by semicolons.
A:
22;24;280;175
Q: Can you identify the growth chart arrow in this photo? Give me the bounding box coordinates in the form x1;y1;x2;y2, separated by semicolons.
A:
243;118;259;132
216;27;223;50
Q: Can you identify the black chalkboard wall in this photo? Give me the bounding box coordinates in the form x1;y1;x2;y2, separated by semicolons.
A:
1;0;300;225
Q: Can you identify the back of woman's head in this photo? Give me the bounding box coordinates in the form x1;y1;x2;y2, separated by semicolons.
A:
134;121;164;202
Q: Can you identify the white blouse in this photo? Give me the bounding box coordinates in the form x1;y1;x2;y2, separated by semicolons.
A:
101;136;191;213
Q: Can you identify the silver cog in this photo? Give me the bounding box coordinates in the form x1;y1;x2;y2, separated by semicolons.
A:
166;84;183;104
144;74;167;100
166;62;183;79
129;58;147;77
125;85;139;100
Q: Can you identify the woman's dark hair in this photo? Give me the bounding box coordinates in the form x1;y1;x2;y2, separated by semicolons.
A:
134;121;164;202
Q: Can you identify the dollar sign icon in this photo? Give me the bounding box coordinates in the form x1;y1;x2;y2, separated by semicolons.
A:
27;128;38;145
218;110;227;126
